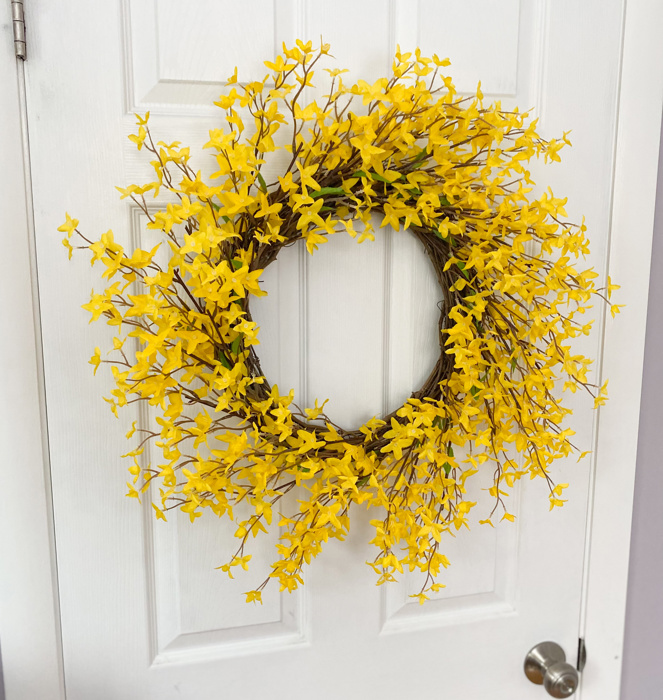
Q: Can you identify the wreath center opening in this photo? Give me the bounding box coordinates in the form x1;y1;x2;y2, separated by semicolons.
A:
251;216;443;430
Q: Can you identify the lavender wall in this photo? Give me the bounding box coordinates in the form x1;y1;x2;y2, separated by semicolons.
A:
620;110;663;698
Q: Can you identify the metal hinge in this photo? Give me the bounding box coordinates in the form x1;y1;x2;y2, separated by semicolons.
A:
577;637;587;672
12;0;26;60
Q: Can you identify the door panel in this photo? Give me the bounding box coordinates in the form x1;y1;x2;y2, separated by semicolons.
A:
25;0;624;697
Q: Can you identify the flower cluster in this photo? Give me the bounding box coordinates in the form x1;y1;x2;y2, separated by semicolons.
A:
60;40;618;604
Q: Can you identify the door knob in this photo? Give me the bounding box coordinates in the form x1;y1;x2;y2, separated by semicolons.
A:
524;641;579;698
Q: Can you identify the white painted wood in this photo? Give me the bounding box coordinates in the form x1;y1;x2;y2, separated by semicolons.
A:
0;6;64;700
125;0;298;114
306;224;388;426
581;1;663;697
418;0;521;94
13;0;660;697
306;0;394;86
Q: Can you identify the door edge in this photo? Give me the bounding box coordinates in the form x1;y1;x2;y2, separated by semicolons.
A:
580;1;663;697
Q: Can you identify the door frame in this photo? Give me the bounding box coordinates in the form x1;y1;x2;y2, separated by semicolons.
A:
1;2;661;698
0;3;64;698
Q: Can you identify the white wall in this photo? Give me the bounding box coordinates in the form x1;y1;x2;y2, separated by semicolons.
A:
620;110;663;698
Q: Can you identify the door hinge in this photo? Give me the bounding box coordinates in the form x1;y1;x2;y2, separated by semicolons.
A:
577;637;587;672
12;0;26;60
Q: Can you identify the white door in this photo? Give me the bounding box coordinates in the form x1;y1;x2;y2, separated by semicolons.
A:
15;1;657;698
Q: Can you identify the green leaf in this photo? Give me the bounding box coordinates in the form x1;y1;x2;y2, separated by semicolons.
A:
469;386;480;399
221;215;231;223
456;261;470;280
230;336;242;356
231;258;242;270
510;358;518;372
439;195;451;206
309;186;346;198
215;347;231;369
350;169;398;184
256;171;268;192
371;171;394;184
447;445;455;458
411;148;429;165
442;462;452;476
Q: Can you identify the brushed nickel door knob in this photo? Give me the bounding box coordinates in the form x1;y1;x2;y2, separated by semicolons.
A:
524;641;579;698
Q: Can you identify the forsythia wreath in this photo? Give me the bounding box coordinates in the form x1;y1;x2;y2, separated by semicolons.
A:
60;40;619;603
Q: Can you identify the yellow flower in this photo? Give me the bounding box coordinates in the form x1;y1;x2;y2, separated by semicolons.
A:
88;347;101;375
57;213;79;238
